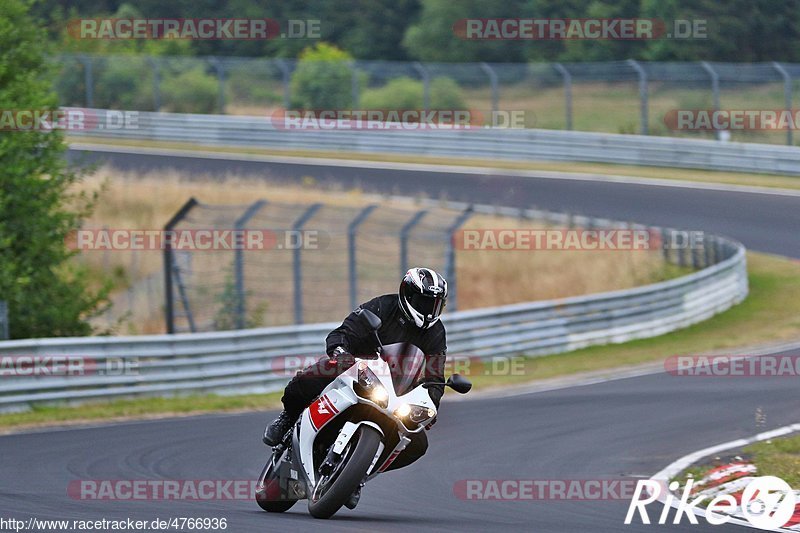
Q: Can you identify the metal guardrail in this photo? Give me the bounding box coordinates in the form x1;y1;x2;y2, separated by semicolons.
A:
0;202;748;412
69;108;800;175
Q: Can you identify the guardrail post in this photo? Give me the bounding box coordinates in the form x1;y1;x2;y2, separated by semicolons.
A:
627;59;648;135
275;59;291;108
772;62;793;146
348;204;377;310
164;198;199;334
553;63;573;130
79;54;94;107
293;203;322;324
700;61;721;140
400;210;428;278
234;200;267;329
209;57;226;114
480;62;499;117
0;301;8;340
147;56;161;111
444;206;474;311
413;62;431;113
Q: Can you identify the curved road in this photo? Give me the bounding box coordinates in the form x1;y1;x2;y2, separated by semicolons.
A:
2;147;798;532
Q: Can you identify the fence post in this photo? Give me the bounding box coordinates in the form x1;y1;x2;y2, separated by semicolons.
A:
234;200;267;329
163;198;199;334
772;62;793;146
480;62;499;117
413;62;431;112
80;54;94;107
348;204;377;311
351;61;360;108
553;63;572;130
444;206;474;311
0;301;8;340
209;57;226;113
400;210;428;278
148;56;161;111
275;59;291;108
627;59;648;135
700;61;721;140
293;203;322;324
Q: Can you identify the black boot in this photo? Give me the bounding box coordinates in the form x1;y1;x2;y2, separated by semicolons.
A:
344;484;362;510
263;410;298;446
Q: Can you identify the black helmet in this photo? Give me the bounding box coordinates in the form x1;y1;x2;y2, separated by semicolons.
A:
398;267;448;329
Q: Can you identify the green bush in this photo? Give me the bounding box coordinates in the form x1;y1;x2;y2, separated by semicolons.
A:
290;43;354;109
360;77;423;109
430;77;467;110
359;76;467;111
94;57;153;110
162;67;219;114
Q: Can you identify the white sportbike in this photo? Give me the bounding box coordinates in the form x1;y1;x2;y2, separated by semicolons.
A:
255;309;471;519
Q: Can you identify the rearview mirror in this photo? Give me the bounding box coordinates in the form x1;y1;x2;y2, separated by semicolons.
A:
446;374;472;394
357;308;382;331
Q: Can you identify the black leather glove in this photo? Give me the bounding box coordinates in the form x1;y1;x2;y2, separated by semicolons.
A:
330;346;355;368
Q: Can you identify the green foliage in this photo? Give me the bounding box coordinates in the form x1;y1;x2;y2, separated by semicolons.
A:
94;56;154;110
403;0;529;62
360;77;424;109
290;43;354;109
360;76;467;110
213;272;266;330
0;0;110;338
430;77;467;109
162;66;218;113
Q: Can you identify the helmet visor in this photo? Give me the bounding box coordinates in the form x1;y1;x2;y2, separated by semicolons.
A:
408;292;445;320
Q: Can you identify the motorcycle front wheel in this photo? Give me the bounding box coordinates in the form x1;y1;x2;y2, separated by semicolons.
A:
307;425;382;519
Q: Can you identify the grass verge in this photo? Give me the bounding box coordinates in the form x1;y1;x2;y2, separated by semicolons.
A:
2;251;799;433
744;434;800;487
68;136;800;192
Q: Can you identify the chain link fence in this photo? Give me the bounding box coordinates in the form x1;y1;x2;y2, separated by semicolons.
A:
55;54;800;145
158;198;472;333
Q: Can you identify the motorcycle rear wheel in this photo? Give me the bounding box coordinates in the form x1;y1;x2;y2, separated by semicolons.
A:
307;426;382;519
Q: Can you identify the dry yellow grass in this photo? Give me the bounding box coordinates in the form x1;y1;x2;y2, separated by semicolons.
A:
71;166;683;334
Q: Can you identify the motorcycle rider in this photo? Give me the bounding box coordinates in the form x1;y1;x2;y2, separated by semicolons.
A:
263;267;449;475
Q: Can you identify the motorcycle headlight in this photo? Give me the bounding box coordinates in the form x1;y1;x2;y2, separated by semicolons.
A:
393;404;436;427
354;362;389;408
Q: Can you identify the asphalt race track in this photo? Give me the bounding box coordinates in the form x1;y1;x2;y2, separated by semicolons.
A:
66;147;800;258
3;369;799;532
2;148;796;531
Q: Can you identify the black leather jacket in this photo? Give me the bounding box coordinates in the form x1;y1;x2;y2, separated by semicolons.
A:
326;294;447;407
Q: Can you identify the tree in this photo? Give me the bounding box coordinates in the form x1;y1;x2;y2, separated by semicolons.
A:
0;0;109;338
403;0;530;62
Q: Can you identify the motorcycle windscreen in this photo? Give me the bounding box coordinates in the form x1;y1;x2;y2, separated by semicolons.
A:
380;342;425;396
